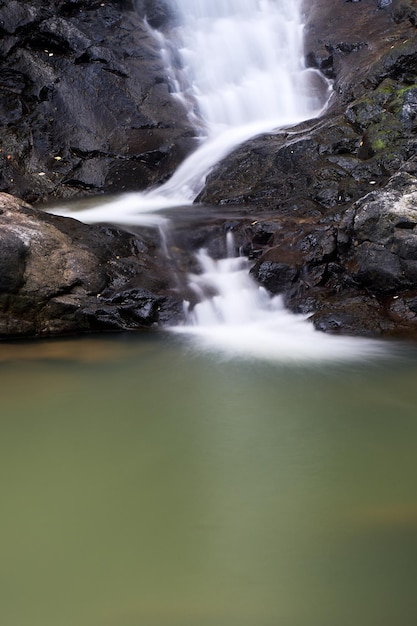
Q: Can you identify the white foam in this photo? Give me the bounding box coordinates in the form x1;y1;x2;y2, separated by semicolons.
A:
172;249;385;364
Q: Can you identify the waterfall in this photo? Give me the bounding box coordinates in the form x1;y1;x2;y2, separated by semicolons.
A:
170;0;318;133
47;1;384;360
50;0;330;223
171;235;384;363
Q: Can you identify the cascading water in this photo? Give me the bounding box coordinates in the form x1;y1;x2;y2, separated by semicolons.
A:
170;0;321;132
47;1;385;361
172;235;384;363
51;0;329;222
150;0;328;203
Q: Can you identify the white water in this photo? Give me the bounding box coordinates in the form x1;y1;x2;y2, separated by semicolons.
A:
172;238;386;363
46;1;385;362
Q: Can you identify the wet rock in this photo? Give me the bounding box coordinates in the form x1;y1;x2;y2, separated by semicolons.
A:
199;68;417;214
340;171;417;293
292;166;417;337
308;295;394;337
303;0;417;106
198;115;382;213
0;0;195;204
252;261;299;294
0;193;184;337
143;0;176;29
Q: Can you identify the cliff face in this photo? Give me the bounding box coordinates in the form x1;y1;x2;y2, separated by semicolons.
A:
0;0;194;204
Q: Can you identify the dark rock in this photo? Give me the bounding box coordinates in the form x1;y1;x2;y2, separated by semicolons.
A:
0;0;195;204
0;193;184;337
252;261;299;294
198;115;382;212
0;231;28;293
143;0;176;29
303;0;417;105
339;172;417;293
308;295;393;337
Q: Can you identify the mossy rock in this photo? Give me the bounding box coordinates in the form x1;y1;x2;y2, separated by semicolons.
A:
344;77;417;170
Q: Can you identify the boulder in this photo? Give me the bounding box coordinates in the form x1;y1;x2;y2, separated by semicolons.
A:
0;193;184;337
0;0;195;204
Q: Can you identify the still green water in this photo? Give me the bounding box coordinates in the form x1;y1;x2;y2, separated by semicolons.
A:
0;334;417;626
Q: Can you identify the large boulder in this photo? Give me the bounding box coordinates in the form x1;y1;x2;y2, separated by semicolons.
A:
0;193;184;337
0;0;195;204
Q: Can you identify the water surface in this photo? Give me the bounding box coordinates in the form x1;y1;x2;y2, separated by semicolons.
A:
1;334;417;626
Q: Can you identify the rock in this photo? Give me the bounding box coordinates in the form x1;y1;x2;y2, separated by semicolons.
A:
0;0;195;204
303;0;417;106
340;170;417;294
143;0;176;29
199;66;417;215
0;193;184;337
280;165;417;337
197;117;375;212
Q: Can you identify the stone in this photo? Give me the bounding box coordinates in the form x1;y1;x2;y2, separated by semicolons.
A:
0;193;184;337
0;0;195;204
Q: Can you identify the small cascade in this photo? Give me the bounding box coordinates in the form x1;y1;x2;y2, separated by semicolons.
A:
169;0;323;134
172;238;385;363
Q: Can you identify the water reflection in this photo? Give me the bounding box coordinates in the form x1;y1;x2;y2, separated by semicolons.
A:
0;335;416;626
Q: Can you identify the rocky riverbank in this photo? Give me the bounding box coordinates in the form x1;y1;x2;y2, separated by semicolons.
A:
1;0;417;338
0;192;184;337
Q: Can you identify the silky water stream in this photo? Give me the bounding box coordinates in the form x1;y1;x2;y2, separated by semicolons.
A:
3;2;417;626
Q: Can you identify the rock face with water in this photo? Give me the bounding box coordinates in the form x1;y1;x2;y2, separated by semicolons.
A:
0;0;194;204
0;193;183;337
196;0;417;337
2;0;417;338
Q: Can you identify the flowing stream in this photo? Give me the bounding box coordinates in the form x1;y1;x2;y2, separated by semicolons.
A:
48;0;381;362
